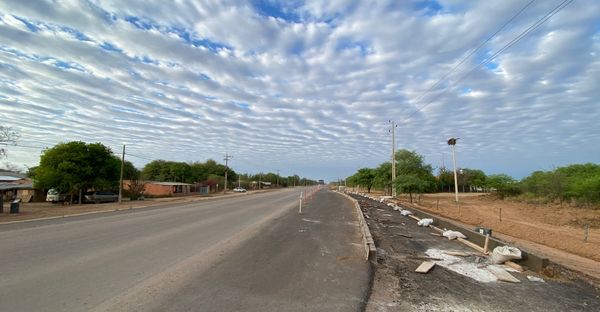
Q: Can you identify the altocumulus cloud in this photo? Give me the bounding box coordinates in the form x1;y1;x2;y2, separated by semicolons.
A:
0;0;598;180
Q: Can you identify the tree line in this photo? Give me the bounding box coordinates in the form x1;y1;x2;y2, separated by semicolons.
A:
27;141;315;200
346;149;600;206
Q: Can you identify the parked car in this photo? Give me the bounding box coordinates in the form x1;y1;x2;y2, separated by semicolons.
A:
46;188;67;203
84;191;118;203
233;187;246;193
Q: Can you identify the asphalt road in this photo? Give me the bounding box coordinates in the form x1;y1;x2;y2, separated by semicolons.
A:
0;188;369;311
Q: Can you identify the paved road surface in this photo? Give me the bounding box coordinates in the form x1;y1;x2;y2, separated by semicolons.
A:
0;188;369;311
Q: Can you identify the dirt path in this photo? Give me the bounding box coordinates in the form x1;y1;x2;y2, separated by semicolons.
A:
353;195;600;312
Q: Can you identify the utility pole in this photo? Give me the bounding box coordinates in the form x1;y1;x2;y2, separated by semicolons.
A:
259;172;262;190
223;153;232;194
118;144;125;204
277;169;280;188
392;120;396;197
447;138;459;202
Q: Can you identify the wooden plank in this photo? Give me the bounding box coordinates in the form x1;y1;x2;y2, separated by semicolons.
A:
429;225;444;233
415;261;436;273
443;251;470;257
430;232;443;237
487;266;521;283
505;261;525;272
408;215;421;222
457;237;485;253
483;234;490;254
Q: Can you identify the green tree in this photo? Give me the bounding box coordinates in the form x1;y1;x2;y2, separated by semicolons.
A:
437;167;454;192
34;141;120;202
395;149;432;178
486;174;520;198
394;149;435;195
373;162;393;194
394;174;429;202
354;168;376;193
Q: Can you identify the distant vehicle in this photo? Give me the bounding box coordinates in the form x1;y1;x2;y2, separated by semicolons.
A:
233;187;247;193
46;188;68;203
84;191;118;203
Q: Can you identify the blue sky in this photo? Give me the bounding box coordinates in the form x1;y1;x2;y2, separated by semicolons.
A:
0;0;599;182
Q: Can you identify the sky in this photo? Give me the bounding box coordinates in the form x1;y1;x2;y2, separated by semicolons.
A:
0;0;598;182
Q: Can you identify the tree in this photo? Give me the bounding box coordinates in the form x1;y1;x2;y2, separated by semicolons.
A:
0;126;19;159
437;167;454;192
486;174;520;198
394;149;435;196
395;174;429;202
354;168;376;193
33;142;120;202
373;162;393;194
395;149;433;179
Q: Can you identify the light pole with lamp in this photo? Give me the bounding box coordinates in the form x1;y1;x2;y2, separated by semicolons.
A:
447;138;460;202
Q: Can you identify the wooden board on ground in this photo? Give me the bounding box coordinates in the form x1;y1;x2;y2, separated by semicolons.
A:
415;261;436;273
487;265;521;283
443;251;470;257
408;215;421;222
505;261;525;272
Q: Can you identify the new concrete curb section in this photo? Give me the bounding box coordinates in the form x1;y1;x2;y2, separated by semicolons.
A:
337;192;377;262
354;193;549;272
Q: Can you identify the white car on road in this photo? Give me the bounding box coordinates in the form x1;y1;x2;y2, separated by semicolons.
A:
233;187;246;192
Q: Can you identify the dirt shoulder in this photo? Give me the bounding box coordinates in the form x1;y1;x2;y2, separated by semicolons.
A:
353;195;600;312
384;192;600;279
0;189;275;224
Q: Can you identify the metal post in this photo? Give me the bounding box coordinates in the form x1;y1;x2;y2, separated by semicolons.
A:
118;144;125;204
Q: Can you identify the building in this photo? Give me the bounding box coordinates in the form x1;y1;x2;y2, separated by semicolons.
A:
124;180;209;197
0;172;41;202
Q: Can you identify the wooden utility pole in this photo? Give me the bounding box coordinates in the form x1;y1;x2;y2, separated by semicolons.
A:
118;144;125;204
223;153;232;194
390;120;397;197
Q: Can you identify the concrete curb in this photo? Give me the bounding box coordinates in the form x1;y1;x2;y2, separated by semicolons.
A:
337;191;377;262
352;192;549;272
397;201;549;271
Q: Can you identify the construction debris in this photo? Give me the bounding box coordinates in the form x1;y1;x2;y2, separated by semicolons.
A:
527;276;545;283
505;261;525;272
400;209;412;216
490;246;522;264
442;230;467;240
487;265;521;283
415;261;436;273
443;251;471;257
417;218;434;227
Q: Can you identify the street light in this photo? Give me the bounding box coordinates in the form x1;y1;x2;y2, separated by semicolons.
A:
447;138;460;202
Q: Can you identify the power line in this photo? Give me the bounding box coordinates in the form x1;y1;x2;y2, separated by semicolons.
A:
412;0;537;104
404;0;574;122
0;143;48;150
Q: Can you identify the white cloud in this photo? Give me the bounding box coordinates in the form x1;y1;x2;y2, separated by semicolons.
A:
0;0;598;180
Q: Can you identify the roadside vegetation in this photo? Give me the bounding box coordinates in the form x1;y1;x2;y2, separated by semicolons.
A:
24;141;316;202
346;149;600;208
